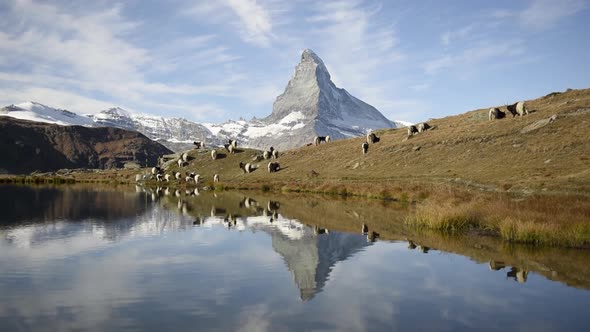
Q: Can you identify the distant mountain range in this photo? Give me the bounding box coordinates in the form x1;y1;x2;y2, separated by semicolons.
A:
0;50;410;152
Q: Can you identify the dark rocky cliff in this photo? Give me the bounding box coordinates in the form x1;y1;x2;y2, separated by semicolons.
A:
0;117;172;174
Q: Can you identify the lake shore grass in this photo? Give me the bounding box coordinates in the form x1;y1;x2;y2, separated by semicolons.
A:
2;172;589;248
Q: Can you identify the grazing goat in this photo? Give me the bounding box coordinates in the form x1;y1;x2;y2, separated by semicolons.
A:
174;172;182;181
314;136;331;146
271;149;279;159
489;107;506;120
367;133;380;143
417;122;431;133
361;223;369;234
177;159;185;167
506;101;528;117
228;144;235;154
164;174;171;182
407;125;418;138
213;174;220;183
239;162;255;174
156;173;163;182
267;161;280;173
229;139;238;149
362;142;369;154
193;141;204;149
211;149;217;160
182;152;189;162
151;166;161;175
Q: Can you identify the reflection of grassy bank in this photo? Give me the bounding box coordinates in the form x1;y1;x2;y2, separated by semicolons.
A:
169;189;590;291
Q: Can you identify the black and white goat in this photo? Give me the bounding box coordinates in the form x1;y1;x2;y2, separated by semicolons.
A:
314;135;331;146
193;141;204;149
361;142;369;154
239;162;256;174
213;174;220;183
366;133;380;144
267;161;280;173
211;149;218;160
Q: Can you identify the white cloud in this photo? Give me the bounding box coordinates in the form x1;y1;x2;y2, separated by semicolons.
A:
185;0;285;48
441;25;475;46
520;0;587;29
304;0;406;118
424;40;525;75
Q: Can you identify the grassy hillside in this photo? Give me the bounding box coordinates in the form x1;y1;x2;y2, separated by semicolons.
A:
159;88;590;195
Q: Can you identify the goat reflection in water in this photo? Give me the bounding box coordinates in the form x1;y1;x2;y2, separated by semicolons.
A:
489;260;529;283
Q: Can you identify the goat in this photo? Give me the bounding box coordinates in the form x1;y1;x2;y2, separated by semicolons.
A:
314;136;331;146
164;174;171;182
193;141;204;149
417;122;431;132
174;172;182;182
506;101;528;117
151;166;161;175
407;125;418;138
489;107;506;120
194;174;201;184
177;159;184;167
228;144;235;154
156;173;163;182
229;139;238;149
181;152;189;162
267;161;280;173
211;149;217;160
213;174;220;183
239;162;255;173
271;149;279;159
367;133;380;144
362;142;369;154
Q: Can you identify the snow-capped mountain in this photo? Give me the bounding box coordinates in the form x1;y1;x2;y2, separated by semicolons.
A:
206;49;396;150
1;50;406;152
89;108;221;152
0;102;95;127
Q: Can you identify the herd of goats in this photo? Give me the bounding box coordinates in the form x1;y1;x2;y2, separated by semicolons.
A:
142;100;530;185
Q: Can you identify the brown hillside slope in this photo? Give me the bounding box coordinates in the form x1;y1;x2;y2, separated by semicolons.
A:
161;88;590;194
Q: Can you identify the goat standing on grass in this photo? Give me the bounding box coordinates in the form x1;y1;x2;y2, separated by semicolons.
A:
362;142;369;154
177;159;184;167
417;122;431;132
506;101;529;117
211;149;217;160
268;162;280;173
164;174;171;182
193;141;204;149
407;125;418;138
489;107;506;120
239;162;255;173
214;174;220;183
314;136;331;146
367;133;380;144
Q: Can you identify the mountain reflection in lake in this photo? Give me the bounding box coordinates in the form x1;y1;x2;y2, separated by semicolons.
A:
1;185;590;331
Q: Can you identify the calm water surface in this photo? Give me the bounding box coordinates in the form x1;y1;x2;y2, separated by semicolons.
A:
1;185;589;331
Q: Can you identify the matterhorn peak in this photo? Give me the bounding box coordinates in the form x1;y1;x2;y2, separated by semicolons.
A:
300;49;330;77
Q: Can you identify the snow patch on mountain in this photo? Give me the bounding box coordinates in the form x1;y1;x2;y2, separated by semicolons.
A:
0;102;95;127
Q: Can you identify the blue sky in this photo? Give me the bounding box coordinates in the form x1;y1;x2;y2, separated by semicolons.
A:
0;0;588;124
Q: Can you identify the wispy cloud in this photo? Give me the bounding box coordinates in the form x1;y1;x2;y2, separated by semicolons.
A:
184;0;286;48
424;40;525;75
304;0;407;119
520;0;587;29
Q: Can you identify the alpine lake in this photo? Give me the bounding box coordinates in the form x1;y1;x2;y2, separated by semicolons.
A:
1;184;589;331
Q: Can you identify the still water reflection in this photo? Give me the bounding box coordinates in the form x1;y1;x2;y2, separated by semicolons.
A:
0;185;589;331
